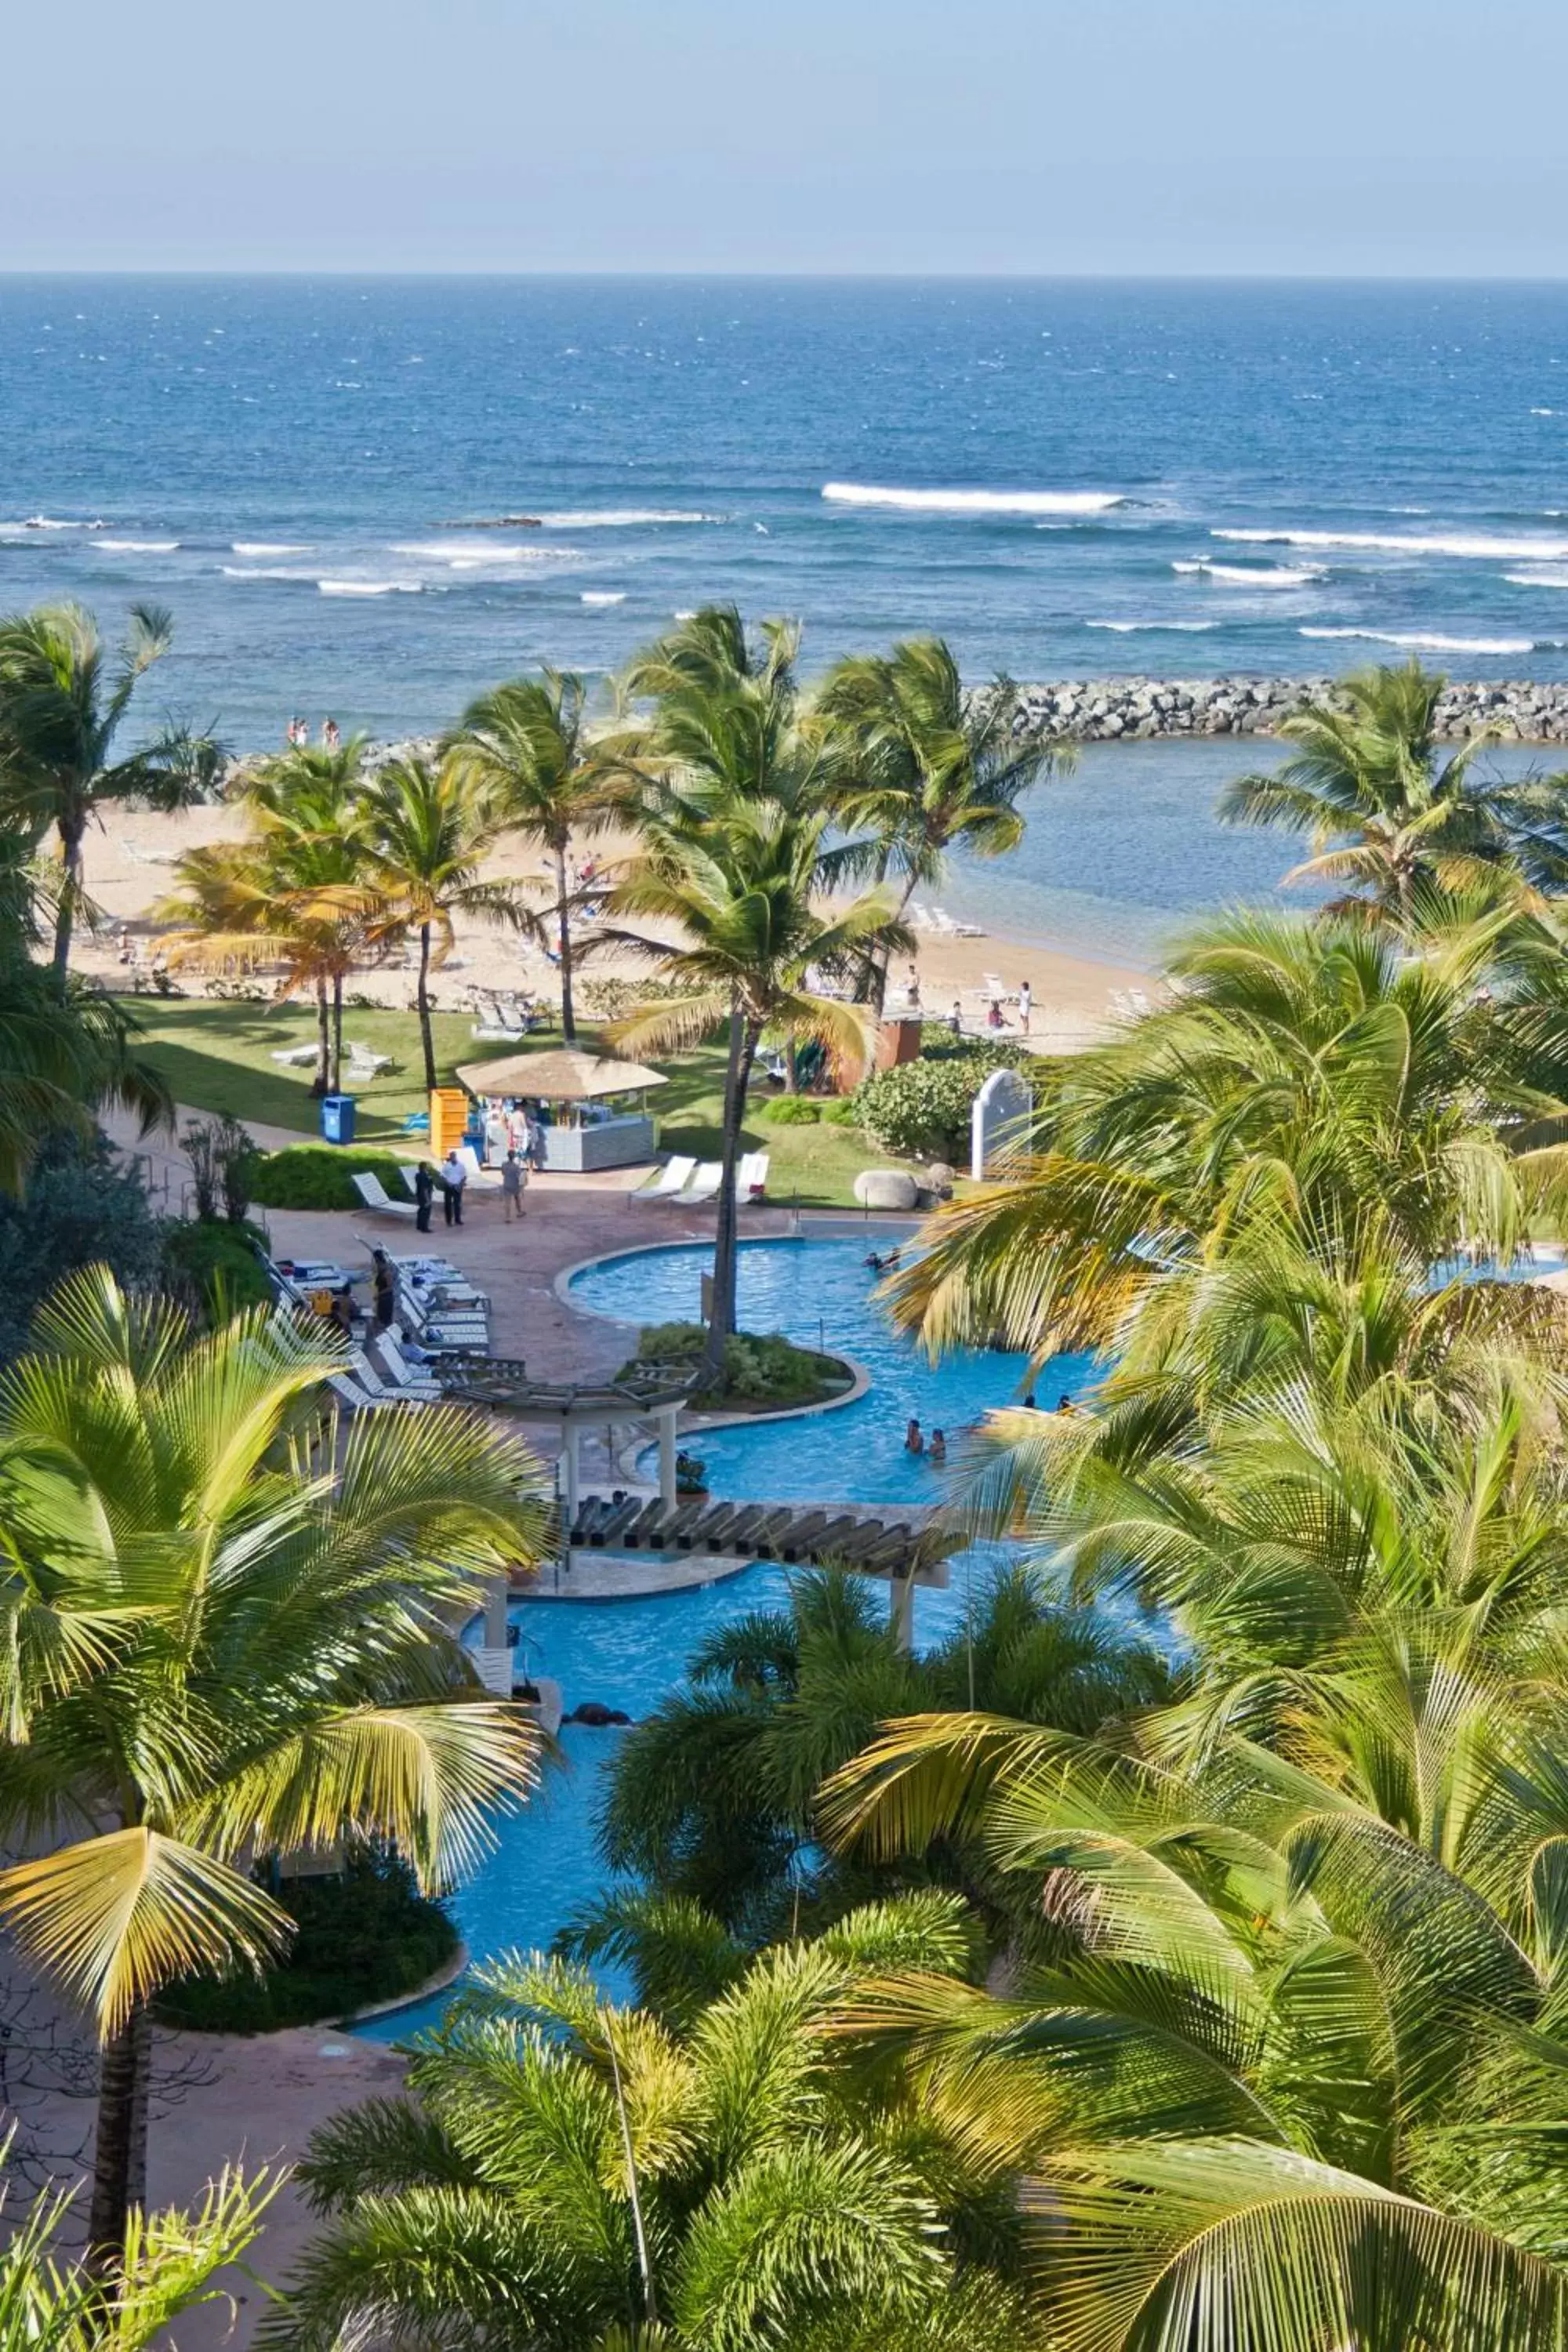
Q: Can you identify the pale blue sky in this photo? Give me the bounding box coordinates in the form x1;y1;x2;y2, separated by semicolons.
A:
5;0;1567;274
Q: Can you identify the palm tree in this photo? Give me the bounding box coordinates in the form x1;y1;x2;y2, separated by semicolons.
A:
886;905;1568;1371
447;672;615;1045
622;601;802;702
0;602;212;975
814;637;1068;1002
590;1566;1170;1940
158;742;373;1094
276;1899;1034;2352
358;751;529;1091
0;2152;278;2352
1219;660;1517;920
0;1266;550;2267
608;786;904;1377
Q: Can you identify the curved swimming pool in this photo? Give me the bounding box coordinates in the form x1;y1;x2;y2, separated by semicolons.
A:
568;1232;1094;1504
364;1232;1077;2034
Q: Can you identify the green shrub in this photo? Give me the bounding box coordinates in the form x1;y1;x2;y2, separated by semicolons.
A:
162;1218;273;1315
855;1044;1038;1160
819;1097;862;1127
156;1847;457;2034
621;1320;849;1407
760;1094;822;1125
0;1135;167;1364
249;1143;410;1210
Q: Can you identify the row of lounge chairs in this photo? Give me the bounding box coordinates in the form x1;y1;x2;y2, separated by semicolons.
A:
908;900;986;938
270;1040;393;1077
630;1151;768;1207
568;1490;932;1577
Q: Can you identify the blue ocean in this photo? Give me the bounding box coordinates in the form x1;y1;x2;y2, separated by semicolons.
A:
5;276;1568;959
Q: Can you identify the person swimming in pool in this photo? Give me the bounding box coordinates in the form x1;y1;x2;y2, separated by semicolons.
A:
906;1417;924;1455
929;1428;946;1466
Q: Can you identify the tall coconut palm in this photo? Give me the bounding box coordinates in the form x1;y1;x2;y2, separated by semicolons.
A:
608;786;904;1377
1219;660;1517;920
158;742;372;1094
0;1266;550;2267
823;1701;1568;2350
447;673;616;1045
276;1899;1033;2352
622;601;802;702
814;637;1068;1002
358;751;530;1091
0;602;214;975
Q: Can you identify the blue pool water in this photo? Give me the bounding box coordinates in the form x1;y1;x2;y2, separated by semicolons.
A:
361;1235;1066;2034
569;1232;1094;1504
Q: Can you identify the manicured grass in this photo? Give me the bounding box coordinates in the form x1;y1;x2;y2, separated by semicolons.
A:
118;999;916;1206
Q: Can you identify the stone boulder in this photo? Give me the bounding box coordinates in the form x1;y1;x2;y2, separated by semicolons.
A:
853;1167;921;1210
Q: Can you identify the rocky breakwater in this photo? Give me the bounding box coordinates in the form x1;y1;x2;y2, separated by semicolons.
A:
1015;677;1568;744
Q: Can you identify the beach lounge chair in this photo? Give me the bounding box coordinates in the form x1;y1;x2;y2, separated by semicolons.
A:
671;1161;722;1207
630;1155;697;1205
397;1162;422;1198
736;1150;769;1202
346;1042;393;1077
350;1171;418;1221
269;1043;319;1066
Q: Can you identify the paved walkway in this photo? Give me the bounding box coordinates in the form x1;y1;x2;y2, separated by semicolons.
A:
101;1104;850;1467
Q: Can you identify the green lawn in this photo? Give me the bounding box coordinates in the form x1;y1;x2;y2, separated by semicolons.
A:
119;998;912;1207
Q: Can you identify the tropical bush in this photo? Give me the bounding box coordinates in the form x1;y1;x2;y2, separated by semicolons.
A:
621;1319;848;1406
158;1848;457;2034
760;1093;822;1124
855;1040;1035;1160
819;1094;862;1124
0;1132;167;1361
161;1214;271;1316
182;1110;260;1221
249;1142;411;1210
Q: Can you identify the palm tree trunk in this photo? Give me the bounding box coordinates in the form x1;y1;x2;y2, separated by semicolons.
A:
312;978;330;1096
873;873;921;1017
702;1007;757;1381
555;844;575;1044
416;921;437;1092
87;1998;151;2274
332;973;344;1094
784;1036;798;1095
53;816;85;978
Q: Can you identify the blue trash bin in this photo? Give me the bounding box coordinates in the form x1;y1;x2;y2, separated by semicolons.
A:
320;1093;357;1145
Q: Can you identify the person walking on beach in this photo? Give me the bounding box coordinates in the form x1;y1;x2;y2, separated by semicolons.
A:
1018;978;1032;1035
413;1160;434;1234
905;963;921;1011
501;1150;526;1223
322;717;340;750
441;1148;466;1227
949;998;963;1039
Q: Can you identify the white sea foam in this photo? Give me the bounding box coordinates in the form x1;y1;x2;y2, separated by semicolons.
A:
0;515;103;535
1300;626;1538;655
231;540;310;555
1172;559;1324;586
391;538;560;561
1088;619;1217;633
318;578;423;597
581;590;627;604
1504;568;1568;589
222;564;318;581
96;539;179;552
1217;525;1568;561
823;482;1127;517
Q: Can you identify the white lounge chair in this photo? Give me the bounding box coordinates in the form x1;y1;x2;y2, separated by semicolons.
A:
736;1150;770;1202
346;1043;393;1077
630;1155;698;1205
671;1162;723;1207
350;1171;418;1220
327;1370;378;1412
269;1044;319;1066
398;1161;422;1198
471;1019;525;1042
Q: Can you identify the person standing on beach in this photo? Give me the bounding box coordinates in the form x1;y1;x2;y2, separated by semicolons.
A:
501;1150;525;1223
1018;978;1032;1035
323;717;340;750
413;1160;434;1234
949;998;963;1038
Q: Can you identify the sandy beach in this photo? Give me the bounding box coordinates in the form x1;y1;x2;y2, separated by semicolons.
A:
75;803;1149;1052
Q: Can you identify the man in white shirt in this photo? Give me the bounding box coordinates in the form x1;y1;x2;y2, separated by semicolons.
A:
441;1149;466;1227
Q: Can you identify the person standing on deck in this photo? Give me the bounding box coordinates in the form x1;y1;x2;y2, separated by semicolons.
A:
501;1151;526;1224
441;1149;466;1227
413;1160;434;1234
